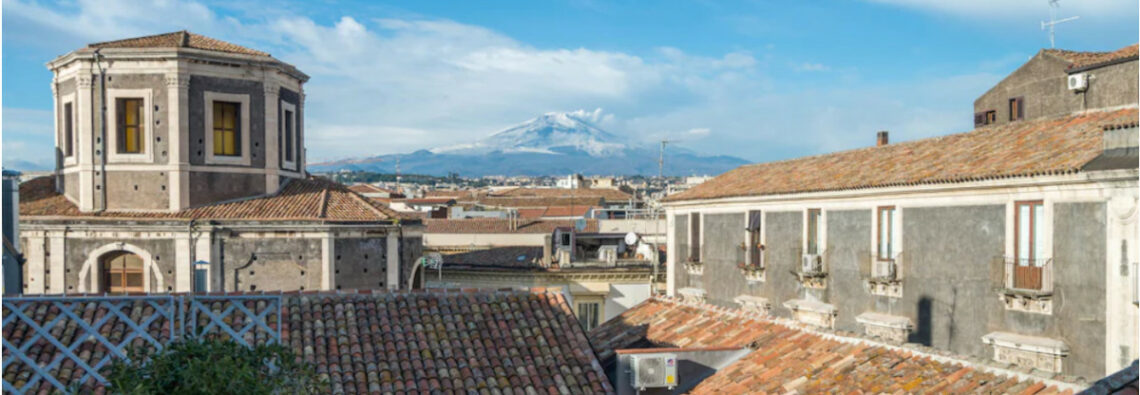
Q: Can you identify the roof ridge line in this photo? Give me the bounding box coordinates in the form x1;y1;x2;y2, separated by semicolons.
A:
346;187;395;221
317;188;330;219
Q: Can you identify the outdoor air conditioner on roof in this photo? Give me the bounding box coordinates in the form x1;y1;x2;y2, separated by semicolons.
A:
630;354;678;390
1068;73;1088;91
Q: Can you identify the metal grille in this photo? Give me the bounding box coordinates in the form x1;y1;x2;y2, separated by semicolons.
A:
2;294;282;393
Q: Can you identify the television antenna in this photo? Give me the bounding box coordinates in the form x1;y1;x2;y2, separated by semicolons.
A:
1041;0;1079;48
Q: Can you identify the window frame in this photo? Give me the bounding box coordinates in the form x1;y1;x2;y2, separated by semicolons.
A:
59;93;78;165
211;101;242;157
805;208;822;255
984;110;997;125
203;91;251;166
876;206;896;261
745;210;764;268
193;260;210;293
1014;200;1046;267
101;252;144;294
106;89;154;163
689;212;702;262
576;299;602;330
281;100;299;171
1008;97;1024;121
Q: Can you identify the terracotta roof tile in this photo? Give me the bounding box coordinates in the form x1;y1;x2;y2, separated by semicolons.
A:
87;30;270;57
424;218;599;234
665;109;1138;202
492;187;632;201
589;297;1073;393
517;206;596;218
19;176;405;222
1046;44;1139;71
2;290;612;394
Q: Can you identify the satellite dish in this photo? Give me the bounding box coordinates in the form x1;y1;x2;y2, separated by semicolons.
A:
624;232;640;245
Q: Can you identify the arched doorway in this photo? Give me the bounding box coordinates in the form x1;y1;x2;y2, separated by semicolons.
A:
100;251;144;294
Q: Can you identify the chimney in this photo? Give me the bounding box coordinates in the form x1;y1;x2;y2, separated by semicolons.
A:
876;131;889;147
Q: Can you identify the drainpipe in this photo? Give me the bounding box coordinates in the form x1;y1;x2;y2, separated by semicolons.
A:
93;49;108;213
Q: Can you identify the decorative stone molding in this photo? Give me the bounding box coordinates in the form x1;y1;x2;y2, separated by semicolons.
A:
733;295;771;315
737;264;764;282
164;73;190;88
76;75;94;89
799;275;827;289
999;292;1053;315
982;332;1069;373
678;287;707;305
783;298;837;329
855;312;913;344
683;260;704;276
868;279;903;298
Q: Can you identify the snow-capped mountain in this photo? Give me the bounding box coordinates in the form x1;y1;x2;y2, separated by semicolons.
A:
310;110;748;177
431;110;626;157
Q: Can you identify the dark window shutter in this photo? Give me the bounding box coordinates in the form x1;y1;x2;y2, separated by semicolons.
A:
974;112;984;127
1017;97;1024;120
747;210;762;231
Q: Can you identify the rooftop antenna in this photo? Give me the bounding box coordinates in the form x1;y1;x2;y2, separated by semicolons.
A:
657;140;670;181
1041;0;1079;48
395;155;402;196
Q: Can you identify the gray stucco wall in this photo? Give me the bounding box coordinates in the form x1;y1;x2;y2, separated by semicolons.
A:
1047;202;1107;378
826;210;874;332
1084;61;1140;111
187;172;266;207
62;173;78;202
104;170;169;210
188;76;265;168
699;213;747;308
760;211;804;317
902;206;1004;357
55;77;78;172
334;238;387;290
221;237;322;292
673;214;690;289
400;235;424;289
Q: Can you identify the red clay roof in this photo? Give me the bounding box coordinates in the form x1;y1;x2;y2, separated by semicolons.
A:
1046;44;1139;71
424;218;599;234
346;183;397;195
590;297;1072;394
2;289;613;394
517;206;595;218
479;196;605;208
665;108;1138;202
19;176;404;222
86;30;270;57
492;187;632;201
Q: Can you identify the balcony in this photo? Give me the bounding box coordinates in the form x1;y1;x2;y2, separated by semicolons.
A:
999;257;1053;314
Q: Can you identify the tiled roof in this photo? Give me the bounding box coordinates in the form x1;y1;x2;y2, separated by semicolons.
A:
665;108;1138;202
1083;360;1139;394
517;206;596;218
1046;44;1139;71
590;297;1075;394
86;30;270;57
440;246;547;270
2;289;612;394
492;187;632;201
347;183;397;195
424;218;599;234
403;197;457;205
479;196;605;208
19;176;406;222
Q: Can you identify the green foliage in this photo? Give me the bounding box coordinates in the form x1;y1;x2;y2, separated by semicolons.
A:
106;338;325;395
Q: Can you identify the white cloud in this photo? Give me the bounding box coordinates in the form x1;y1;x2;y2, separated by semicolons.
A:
0;0;1012;167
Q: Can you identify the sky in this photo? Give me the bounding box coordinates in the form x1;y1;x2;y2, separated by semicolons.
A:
2;0;1137;170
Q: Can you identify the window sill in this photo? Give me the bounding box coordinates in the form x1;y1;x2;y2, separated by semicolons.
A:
107;152;155;164
683;261;704;276
999;289;1053;315
203;154;252;167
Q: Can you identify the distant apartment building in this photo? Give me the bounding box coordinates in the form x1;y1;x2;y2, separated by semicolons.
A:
662;45;1138;379
974;44;1138;127
15;31;423;295
421;218;664;329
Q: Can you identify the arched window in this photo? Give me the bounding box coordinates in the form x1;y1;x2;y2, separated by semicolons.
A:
101;251;144;293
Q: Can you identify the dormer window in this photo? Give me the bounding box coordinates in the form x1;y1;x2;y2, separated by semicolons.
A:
1009;97;1024;121
212;101;241;156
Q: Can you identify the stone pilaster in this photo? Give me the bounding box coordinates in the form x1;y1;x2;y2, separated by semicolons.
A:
165;72;191;211
263;79;280;193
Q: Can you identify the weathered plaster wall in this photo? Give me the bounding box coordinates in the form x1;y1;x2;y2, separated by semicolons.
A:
400;235;424;290
975;55;1137;127
60;237;177;293
699;213;749;308
220;237;322;292
673;214;690;289
1048;202;1107;378
187;172;265;207
104;170;169;210
761;211;803;316
334;237;387;290
826;209;874;332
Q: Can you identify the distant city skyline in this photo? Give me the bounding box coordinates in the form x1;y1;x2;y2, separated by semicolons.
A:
3;0;1137;170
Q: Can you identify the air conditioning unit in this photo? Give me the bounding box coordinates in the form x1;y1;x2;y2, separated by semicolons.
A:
802;254;822;274
598;245;618;264
630;354;678;390
873;260;896;279
1068;73;1088;91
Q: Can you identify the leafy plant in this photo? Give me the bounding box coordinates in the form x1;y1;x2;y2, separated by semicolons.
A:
106;338;325;395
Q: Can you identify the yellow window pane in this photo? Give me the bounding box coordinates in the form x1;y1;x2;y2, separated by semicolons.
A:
214;130;224;154
125;127;138;153
213;102;223;128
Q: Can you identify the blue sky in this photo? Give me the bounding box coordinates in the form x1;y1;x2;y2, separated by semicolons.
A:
3;0;1137;170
